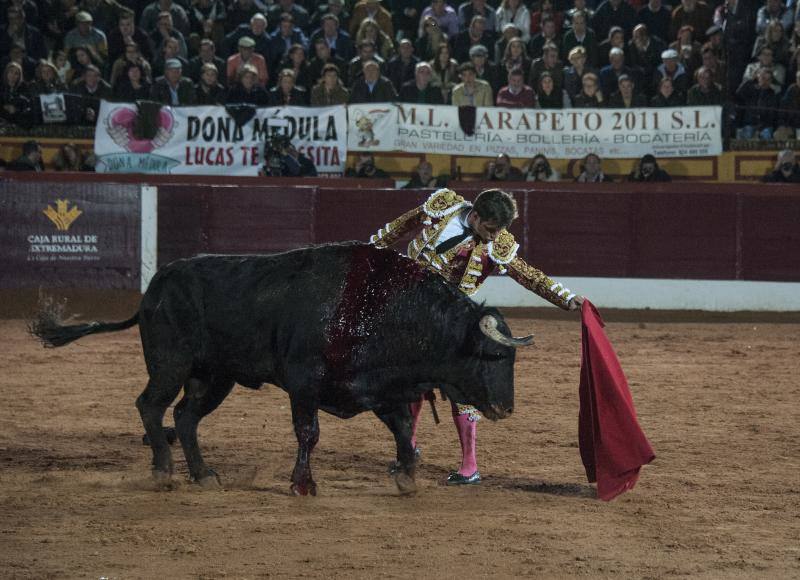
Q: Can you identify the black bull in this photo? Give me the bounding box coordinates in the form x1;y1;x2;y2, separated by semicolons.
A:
31;242;532;495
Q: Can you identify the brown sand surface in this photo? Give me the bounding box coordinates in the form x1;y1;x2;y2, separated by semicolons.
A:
1;313;798;579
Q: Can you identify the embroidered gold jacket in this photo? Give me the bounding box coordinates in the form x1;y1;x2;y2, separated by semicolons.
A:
370;189;575;309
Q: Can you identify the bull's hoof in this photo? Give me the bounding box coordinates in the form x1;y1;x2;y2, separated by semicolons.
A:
142;427;177;446
394;472;417;496
197;471;221;489
290;481;317;496
151;469;176;489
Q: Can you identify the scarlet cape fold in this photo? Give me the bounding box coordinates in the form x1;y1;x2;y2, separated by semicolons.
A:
578;300;655;501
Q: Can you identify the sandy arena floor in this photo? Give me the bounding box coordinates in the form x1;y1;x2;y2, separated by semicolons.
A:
1;310;798;579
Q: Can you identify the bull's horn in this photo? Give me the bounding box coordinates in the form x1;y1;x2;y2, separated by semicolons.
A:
479;315;534;348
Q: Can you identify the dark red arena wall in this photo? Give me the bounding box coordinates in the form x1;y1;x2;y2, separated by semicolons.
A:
3;174;799;283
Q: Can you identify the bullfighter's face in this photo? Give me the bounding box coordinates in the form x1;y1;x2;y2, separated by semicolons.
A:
467;210;502;243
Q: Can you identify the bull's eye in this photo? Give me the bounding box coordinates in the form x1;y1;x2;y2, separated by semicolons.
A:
481;351;505;361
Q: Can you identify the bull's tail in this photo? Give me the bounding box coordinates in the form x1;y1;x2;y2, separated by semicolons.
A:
29;295;139;348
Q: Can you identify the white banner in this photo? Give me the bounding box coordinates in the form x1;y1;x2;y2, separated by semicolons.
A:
94;101;347;175
347;104;722;159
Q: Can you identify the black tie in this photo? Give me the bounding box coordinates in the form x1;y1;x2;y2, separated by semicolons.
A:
435;228;473;255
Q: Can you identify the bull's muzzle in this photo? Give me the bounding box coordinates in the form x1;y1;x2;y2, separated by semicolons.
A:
483;404;514;421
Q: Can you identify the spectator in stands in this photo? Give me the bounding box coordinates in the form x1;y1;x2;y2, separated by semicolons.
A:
226;63;269;104
628;154;671;182
228;36;269;87
714;0;757;95
64;11;109;67
495;0;530;43
186;39;225;86
4;44;37;83
28;60;66;98
485;153;524;181
687;65;724;105
599;46;631;96
268;68;309;105
470;44;502;95
564;0;593;30
151;58;196;105
591;0;636;43
500;37;530;79
310;0;352;42
670;0;713;43
268;0;310;36
637;0;671;46
262;140;317;176
348;40;385;83
356;18;395;61
608;74;647;107
152;37;187;79
68;46;99;86
308;37;348;87
429;42;459;102
270;14;310;72
743;46;786;87
345;153;390;178
459;0;496;35
53;142;94;171
494;23;521;64
561;10;597;68
311;14;354;62
529;42;564;98
755;0;793;36
523;153;560;181
496;66;535;107
140;0;190;36
762;149;800;182
350;59;397;102
735;66;780;139
351;0;394;40
110;42;153;86
418;0;459;39
224;14;271;66
536;70;570;107
669;25;702;76
416;16;448;61
399;61;444;103
572;71;604;107
194;62;226;104
113;62;152;100
575;153;612;182
653;48;690;99
563;45;596;100
1;62;30;125
150;12;188;60
596;25;625;68
752;19;790;68
704;25;725;63
529;16;561;60
82;0;128;28
226;0;259;33
451;61;493;105
778;70;800;135
530;0;563;39
0;6;47;62
54;50;73;86
402;160;448;188
188;0;227;48
453;15;496;63
699;46;726;90
278;44;312;90
73;65;111;123
387;39;419;93
311;62;350;105
628;24;665;94
43;1;78;50
107;10;153;64
7;139;42;171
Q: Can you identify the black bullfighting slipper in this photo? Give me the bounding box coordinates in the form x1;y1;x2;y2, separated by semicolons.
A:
446;471;481;486
388;447;421;474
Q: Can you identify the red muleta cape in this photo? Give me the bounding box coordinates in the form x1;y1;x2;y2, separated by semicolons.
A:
579;300;655;501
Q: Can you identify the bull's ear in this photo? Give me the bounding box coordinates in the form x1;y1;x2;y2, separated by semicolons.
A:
479;315;534;348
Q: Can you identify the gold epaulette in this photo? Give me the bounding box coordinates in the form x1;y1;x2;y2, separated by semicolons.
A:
422;188;469;219
488;230;520;267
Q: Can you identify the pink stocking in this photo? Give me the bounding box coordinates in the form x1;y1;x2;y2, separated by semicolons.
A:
452;406;478;476
409;398;424;449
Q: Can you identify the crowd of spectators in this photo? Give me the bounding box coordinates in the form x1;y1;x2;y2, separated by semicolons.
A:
0;0;799;139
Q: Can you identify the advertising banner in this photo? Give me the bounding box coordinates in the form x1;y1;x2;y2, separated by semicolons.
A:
347;104;723;159
0;182;141;289
94;101;347;175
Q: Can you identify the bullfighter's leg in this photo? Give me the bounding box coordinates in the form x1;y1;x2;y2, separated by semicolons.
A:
446;402;481;485
136;379;183;481
375;406;418;495
289;396;320;496
173;375;235;487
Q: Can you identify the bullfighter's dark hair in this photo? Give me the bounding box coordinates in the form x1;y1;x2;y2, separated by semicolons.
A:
472;189;518;227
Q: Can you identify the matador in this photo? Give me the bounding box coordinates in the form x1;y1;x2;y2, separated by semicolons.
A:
370;188;584;484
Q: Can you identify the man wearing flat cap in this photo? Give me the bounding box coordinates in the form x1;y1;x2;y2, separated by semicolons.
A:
65;11;109;66
652;47;689;98
227;35;269;86
152;58;196;105
469;44;502;95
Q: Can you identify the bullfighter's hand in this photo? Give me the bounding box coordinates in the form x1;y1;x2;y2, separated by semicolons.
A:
569;295;585;311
